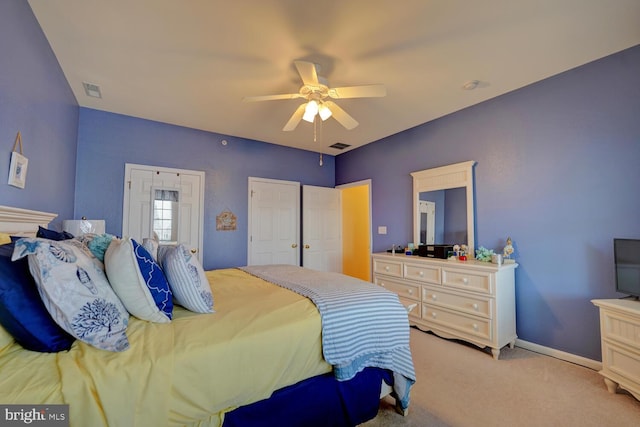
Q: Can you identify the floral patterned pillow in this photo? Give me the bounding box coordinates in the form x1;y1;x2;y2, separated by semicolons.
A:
12;238;130;352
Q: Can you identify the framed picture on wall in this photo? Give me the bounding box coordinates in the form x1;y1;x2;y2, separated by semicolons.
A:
8;151;28;189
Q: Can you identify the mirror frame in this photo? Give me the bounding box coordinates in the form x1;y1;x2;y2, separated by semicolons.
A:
411;160;476;256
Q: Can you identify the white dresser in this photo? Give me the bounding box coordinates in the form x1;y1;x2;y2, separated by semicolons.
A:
372;252;518;359
591;299;640;401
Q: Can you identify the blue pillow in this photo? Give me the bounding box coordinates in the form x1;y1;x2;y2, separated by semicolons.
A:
0;242;75;352
105;237;173;322
36;226;74;241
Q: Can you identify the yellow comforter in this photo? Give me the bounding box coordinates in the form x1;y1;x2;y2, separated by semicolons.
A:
0;268;332;426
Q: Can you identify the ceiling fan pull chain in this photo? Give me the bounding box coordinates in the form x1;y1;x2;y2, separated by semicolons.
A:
313;116;317;143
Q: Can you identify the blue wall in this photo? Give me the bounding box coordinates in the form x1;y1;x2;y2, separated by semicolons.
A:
0;0;78;227
75;108;335;270
336;45;640;360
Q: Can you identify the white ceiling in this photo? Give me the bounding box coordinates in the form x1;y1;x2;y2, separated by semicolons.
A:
28;0;640;155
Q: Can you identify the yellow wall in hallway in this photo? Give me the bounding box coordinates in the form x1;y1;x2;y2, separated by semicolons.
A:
342;185;370;281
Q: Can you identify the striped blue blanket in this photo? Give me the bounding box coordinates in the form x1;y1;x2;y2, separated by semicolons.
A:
239;265;416;410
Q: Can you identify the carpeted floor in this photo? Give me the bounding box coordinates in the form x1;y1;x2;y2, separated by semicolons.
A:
361;328;640;426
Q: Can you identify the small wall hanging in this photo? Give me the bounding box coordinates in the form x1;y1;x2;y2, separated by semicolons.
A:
216;209;237;231
8;132;28;189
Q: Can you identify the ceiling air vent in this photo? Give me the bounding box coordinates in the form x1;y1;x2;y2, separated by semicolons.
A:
82;82;102;98
329;142;350;150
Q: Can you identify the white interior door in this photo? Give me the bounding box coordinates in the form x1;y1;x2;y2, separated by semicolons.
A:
302;185;342;273
419;200;436;245
123;164;204;261
177;172;203;260
248;177;300;266
124;167;153;241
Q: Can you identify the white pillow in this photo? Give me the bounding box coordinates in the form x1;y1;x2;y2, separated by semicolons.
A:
159;244;214;313
12;238;130;352
142;237;159;261
105;237;173;323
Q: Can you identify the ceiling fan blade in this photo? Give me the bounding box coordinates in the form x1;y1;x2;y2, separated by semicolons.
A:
324;101;359;130
294;60;319;86
328;84;386;99
283;103;307;131
243;93;302;102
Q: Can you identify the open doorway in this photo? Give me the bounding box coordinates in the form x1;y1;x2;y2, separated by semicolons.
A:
338;180;371;281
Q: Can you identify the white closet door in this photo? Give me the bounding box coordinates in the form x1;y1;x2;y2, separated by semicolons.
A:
302;185;342;273
248;178;300;266
177;172;204;262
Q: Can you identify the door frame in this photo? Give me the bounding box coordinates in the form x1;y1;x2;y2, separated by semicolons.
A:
122;163;205;261
336;179;372;279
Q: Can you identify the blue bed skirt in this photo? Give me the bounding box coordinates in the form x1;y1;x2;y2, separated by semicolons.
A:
223;367;393;427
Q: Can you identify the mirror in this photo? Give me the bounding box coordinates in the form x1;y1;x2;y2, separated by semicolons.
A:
419;187;467;245
411;161;476;256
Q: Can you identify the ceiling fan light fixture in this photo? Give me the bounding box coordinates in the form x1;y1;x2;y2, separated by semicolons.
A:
245;60;384;131
302;100;320;123
318;103;332;121
305;100;318;115
302;110;315;123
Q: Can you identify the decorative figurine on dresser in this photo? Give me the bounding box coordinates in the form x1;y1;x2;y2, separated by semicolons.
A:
503;237;515;264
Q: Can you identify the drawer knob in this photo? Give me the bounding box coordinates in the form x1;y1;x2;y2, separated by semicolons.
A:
431;294;437;301
431;312;437;319
380;282;385;287
418;271;424;277
408;289;413;295
385;266;390;271
462;277;469;284
472;303;478;311
472;323;479;331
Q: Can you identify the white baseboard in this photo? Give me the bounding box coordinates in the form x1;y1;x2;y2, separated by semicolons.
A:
515;339;602;371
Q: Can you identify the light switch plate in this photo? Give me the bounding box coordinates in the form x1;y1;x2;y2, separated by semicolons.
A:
378;226;387;235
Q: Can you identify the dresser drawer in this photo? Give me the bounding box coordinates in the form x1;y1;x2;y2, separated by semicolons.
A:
422;286;492;319
373;258;403;278
442;268;493;295
404;262;441;285
374;276;420;301
423;304;492;341
600;309;640;350
601;340;640;388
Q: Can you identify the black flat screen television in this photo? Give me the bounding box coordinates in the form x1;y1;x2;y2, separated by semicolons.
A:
614;238;640;299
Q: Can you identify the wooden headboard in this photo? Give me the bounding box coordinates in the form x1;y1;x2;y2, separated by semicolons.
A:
0;205;57;237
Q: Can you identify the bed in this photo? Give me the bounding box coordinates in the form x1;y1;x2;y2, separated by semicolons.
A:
0;205;415;426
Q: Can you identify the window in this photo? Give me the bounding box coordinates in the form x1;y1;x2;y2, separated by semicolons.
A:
153;189;179;243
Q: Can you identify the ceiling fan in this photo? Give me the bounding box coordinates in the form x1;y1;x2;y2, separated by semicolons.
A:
242;60;386;131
